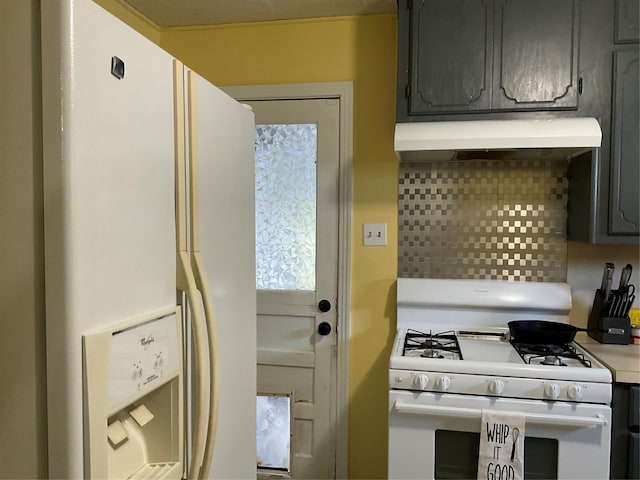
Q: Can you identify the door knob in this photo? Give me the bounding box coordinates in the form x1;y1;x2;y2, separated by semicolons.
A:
318;322;332;336
318;299;331;312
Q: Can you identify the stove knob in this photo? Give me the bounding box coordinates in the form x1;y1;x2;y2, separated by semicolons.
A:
412;374;429;390
567;384;584;401
435;375;451;391
488;379;505;395
544;383;560;400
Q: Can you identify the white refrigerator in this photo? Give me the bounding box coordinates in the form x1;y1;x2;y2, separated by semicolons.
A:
0;0;256;478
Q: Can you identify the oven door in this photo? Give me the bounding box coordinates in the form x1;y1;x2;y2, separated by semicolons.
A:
389;389;611;479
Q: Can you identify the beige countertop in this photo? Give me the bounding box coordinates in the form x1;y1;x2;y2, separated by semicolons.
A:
576;332;640;384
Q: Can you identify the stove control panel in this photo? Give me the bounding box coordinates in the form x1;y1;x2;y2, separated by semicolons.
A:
389;369;611;404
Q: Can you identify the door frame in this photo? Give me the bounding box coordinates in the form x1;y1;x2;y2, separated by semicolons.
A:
223;82;353;479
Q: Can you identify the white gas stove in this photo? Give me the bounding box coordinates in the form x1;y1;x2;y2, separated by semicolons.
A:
391;325;612;403
389;278;612;479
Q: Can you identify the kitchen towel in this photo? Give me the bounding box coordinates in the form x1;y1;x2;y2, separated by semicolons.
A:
477;409;525;480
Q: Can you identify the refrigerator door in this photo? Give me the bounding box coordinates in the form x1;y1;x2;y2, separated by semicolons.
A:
41;1;177;477
186;70;257;479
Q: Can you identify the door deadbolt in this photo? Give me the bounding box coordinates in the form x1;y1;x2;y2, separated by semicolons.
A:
318;299;331;312
318;322;332;336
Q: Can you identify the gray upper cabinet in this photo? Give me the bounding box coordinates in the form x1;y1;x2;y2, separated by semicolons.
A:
566;0;638;244
609;48;639;234
409;0;492;114
399;0;580;118
615;0;640;43
492;0;580;111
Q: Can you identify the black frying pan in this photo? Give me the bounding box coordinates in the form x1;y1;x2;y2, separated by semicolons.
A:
508;320;590;345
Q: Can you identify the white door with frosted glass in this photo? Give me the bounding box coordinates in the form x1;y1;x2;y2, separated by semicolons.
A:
249;99;339;479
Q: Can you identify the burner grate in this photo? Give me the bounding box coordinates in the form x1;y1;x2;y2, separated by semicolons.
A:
403;329;462;359
511;342;592;368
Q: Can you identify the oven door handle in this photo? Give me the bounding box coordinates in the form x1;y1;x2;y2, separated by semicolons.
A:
393;401;608;427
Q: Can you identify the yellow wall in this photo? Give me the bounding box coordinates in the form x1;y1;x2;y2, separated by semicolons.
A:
160;17;399;478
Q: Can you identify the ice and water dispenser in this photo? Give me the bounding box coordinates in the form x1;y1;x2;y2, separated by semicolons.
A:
83;308;184;479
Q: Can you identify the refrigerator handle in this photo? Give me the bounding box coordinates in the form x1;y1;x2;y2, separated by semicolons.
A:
186;70;219;479
176;251;209;479
174;60;207;479
191;252;220;479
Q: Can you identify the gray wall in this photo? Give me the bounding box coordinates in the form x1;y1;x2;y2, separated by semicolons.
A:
0;0;48;477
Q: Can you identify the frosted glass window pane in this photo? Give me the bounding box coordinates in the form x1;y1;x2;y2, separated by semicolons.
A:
255;124;317;290
256;395;291;471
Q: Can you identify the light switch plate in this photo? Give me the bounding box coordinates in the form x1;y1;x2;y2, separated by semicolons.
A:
363;223;387;246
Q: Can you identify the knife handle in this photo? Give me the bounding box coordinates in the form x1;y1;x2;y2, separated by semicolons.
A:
608;295;619;317
624;295;636;317
604;264;615;300
601;262;615;293
619;264;633;290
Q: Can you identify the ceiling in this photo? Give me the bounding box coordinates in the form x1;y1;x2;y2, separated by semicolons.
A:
123;0;398;28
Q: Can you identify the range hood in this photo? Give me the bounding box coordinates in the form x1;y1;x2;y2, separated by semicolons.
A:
394;117;602;162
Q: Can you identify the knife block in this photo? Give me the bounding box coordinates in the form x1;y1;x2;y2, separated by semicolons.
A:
587;290;631;344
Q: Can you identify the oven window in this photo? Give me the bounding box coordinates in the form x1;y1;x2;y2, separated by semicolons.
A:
523;437;559;480
434;430;559;479
435;430;480;479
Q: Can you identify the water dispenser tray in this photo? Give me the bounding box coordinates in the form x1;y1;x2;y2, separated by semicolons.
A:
127;462;180;479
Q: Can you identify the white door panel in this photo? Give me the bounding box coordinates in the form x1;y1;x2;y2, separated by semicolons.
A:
248;98;340;479
258;315;316;352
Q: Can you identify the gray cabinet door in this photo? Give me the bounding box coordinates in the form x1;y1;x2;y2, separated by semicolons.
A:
610;48;639;235
615;0;640;43
409;0;493;114
405;0;579;115
492;0;580;111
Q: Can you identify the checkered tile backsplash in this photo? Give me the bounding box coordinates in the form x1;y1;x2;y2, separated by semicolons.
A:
398;159;569;282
